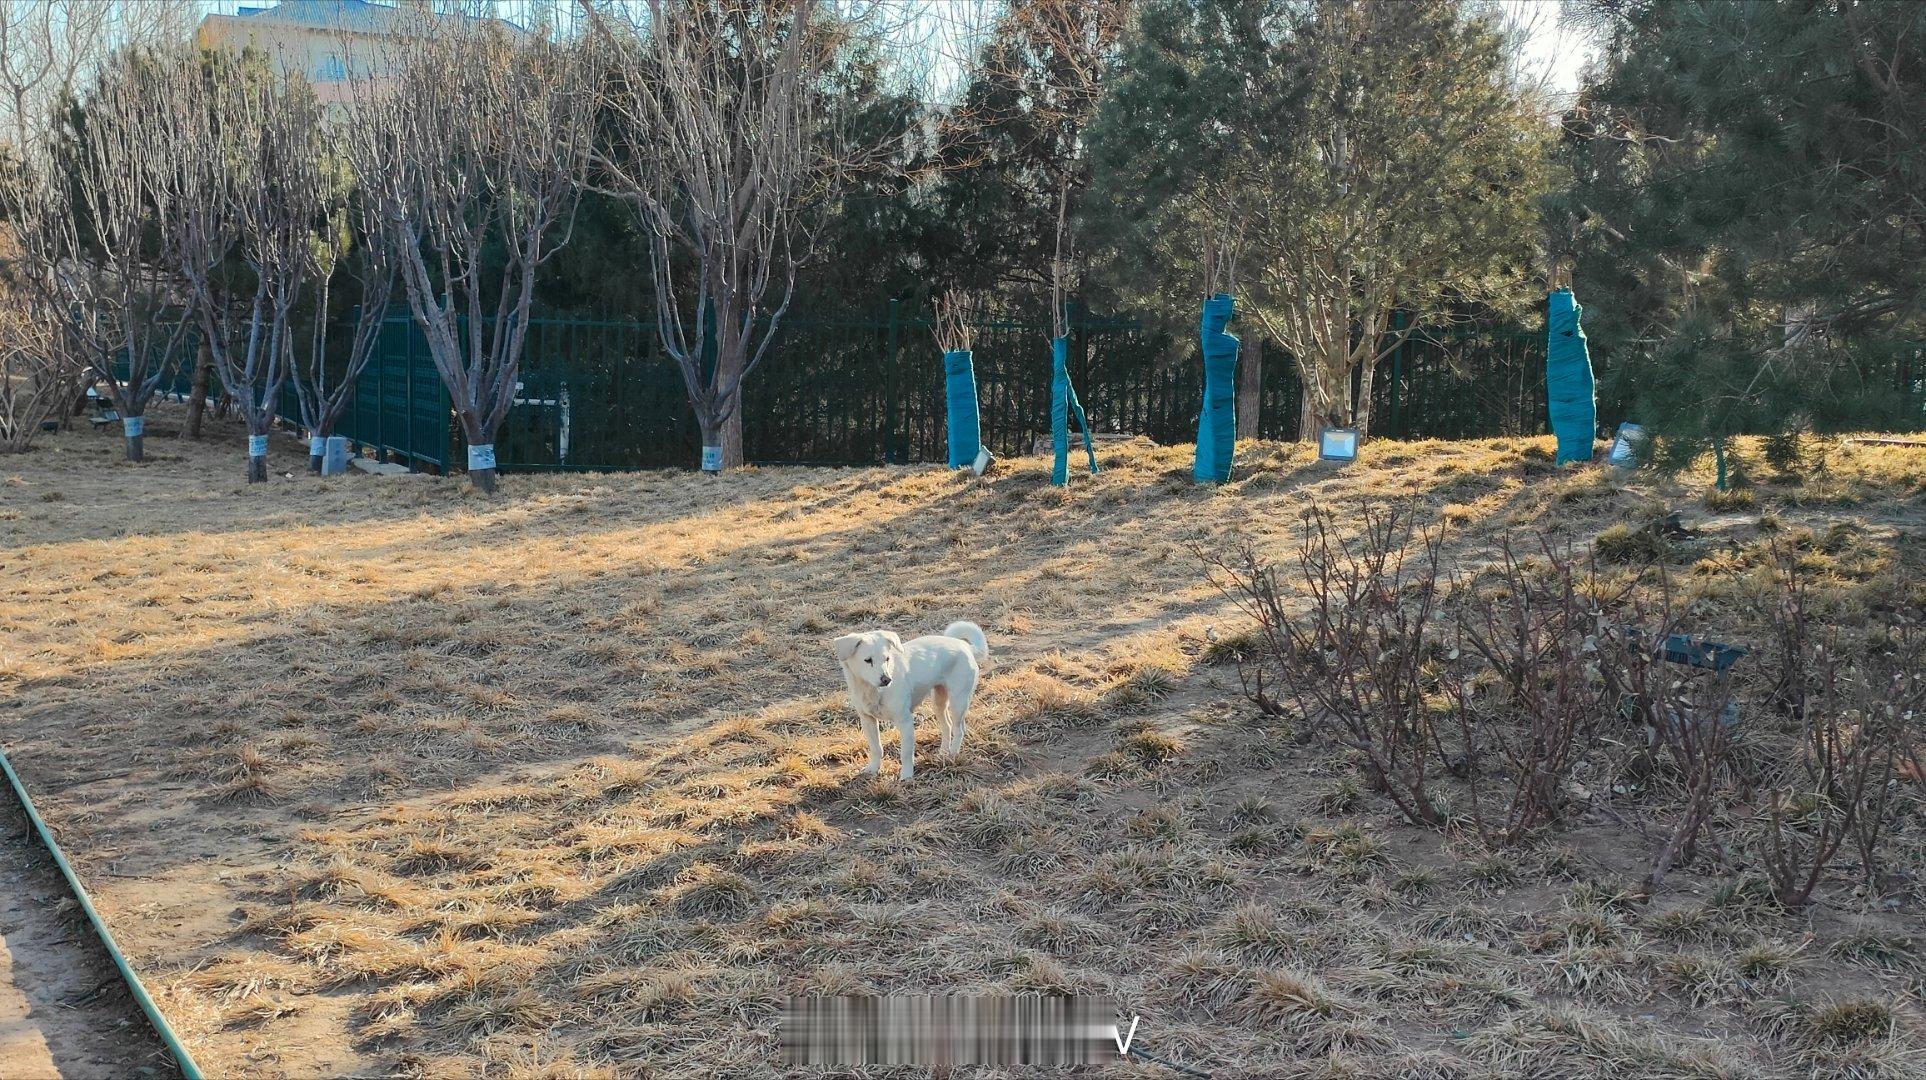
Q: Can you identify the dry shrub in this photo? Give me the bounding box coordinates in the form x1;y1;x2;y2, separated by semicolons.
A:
1447;540;1619;846
1589;572;1748;894
1206;503;1453;827
1749;544;1923;908
1198;496;1924;913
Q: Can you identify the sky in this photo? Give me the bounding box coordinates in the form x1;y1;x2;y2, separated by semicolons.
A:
188;0;1598;103
1500;0;1597;103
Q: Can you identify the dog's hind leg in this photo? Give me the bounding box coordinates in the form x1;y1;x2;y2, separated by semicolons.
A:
941;681;974;757
931;686;952;755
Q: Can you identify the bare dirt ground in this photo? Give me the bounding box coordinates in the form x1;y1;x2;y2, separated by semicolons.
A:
2;405;1923;1078
0;796;174;1078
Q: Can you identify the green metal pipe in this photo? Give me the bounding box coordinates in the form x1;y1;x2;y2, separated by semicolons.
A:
0;747;203;1080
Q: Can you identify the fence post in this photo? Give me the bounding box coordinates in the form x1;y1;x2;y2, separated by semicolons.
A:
883;298;901;463
373;333;389;465
404;323;417;472
1389;310;1405;438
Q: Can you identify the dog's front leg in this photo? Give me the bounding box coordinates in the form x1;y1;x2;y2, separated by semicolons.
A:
860;713;883;777
897;709;916;781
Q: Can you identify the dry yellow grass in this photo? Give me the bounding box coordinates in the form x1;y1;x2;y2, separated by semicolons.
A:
2;405;1923;1078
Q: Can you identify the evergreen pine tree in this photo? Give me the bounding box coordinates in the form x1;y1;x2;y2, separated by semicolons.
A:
1563;0;1926;467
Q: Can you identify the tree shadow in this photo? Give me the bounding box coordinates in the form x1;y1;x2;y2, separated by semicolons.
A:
2;430;1690;1073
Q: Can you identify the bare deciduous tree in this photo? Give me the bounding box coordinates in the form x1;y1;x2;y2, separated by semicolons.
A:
288;145;394;474
347;23;593;493
0;1;196;151
584;0;856;472
156;53;330;483
1012;0;1128;338
932;288;980;354
1091;0;1550;440
0;219;79;452
1241;2;1551;440
0;1;109;152
0;2;110;451
0;48;193;461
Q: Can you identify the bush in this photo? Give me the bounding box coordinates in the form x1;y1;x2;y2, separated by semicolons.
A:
1201;507;1920;901
1591;576;1748;893
1447;540;1615;846
1750;544;1921;908
1204;503;1453;827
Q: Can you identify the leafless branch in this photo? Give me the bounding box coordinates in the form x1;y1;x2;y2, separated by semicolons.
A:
932;288;980;354
154;51;332;482
345;20;594;492
583;0;885;470
0;45;196;461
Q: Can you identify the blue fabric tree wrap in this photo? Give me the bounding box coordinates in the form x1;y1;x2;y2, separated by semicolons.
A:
944;349;982;469
1546;288;1597;466
1194;292;1239;483
1051;336;1098;486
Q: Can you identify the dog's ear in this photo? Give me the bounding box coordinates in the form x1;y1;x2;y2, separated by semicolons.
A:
831;634;863;662
877;631;906;661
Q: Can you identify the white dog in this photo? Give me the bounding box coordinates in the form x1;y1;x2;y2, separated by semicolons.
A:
832;621;988;780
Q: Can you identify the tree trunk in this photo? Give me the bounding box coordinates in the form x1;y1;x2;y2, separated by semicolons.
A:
715;344;746;469
125;430;143;461
697;410;724;472
1237;336;1263;442
247;429;269;483
460;412;499;493
1332;347;1351;426
722;404;744;469
1305;359;1352;437
1299;306;1358;439
185;338;213;439
1299;386;1319;442
1355;351;1377;439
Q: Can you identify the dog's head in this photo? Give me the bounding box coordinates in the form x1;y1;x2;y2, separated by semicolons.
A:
832;630;905;690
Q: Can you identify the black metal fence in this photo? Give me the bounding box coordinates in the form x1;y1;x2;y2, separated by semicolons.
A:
124;304;1926;472
312;305;1557;472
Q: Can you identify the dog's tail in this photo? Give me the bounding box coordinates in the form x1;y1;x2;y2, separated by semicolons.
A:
944;620;988;665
